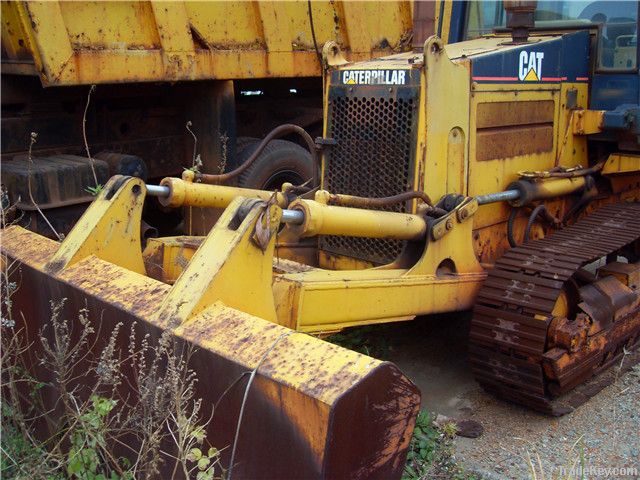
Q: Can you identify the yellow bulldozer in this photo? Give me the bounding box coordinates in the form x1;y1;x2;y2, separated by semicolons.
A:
2;1;639;478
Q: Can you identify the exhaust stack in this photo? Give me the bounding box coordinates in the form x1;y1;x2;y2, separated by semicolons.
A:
504;1;538;43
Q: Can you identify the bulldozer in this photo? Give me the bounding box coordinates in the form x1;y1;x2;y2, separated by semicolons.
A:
2;1;639;478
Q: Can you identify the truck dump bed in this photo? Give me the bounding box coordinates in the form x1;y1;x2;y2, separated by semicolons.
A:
1;1;413;85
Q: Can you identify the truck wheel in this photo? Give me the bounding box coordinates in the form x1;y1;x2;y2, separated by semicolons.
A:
236;136;259;157
237;139;315;190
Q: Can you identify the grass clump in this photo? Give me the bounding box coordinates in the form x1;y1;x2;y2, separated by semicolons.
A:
326;325;392;359
403;411;477;480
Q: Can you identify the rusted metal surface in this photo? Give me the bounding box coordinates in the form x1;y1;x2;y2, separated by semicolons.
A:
12;204;88;240
469;202;640;415
475;100;555;162
598;261;640;288
1;1;415;86
411;1;436;50
0;77;231;182
142;236;204;284
0;153;111;238
1;225;421;478
572;109;604;135
475;100;555;130
578;275;638;327
476;124;554;162
2;154;109;210
548;315;589;353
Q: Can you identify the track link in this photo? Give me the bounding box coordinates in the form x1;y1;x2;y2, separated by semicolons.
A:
470;202;640;415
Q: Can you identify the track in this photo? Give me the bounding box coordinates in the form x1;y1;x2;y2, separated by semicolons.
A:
469;202;640;415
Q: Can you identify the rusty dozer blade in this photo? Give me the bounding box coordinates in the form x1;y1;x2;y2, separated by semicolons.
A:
1;176;420;478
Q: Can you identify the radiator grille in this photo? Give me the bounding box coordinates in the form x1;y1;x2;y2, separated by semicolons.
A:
321;86;419;265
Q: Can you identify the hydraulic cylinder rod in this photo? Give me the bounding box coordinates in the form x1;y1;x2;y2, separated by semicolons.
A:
281;209;305;224
476;190;520;205
146;184;170;197
155;177;288;209
506;177;587;207
146;182;424;238
476;177;588;206
289;199;427;240
146;180;304;224
148;176;586;233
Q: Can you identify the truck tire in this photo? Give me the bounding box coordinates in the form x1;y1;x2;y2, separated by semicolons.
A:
237;139;315;191
236;136;259;157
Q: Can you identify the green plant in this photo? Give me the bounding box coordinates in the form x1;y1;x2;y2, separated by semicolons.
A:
1;300;223;479
404;411;439;478
187;446;222;480
403;410;475;480
66;395;131;480
85;185;104;196
185;121;203;173
326;325;392;359
0;404;63;480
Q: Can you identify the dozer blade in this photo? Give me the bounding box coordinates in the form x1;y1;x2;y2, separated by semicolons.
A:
2;226;419;478
0;176;420;478
470;202;640;415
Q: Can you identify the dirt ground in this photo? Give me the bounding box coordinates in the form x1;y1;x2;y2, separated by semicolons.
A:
377;313;640;479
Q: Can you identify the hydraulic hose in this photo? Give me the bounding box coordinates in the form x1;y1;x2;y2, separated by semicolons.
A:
519;161;605;179
193;124;319;186
507;207;520;248
524;205;558;243
325;191;449;218
327;191;433;208
508;204;559;247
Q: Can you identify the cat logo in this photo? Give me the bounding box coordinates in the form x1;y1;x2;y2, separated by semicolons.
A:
342;69;407;85
518;51;544;81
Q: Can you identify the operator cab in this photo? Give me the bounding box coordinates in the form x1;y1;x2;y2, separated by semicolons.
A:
463;1;639;110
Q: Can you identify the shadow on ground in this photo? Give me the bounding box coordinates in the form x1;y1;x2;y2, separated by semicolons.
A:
329;311;479;417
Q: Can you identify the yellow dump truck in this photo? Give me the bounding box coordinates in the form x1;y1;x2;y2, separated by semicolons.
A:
1;0;417;235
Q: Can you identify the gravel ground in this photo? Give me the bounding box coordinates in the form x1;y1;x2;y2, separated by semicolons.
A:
378;313;640;479
456;365;640;479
